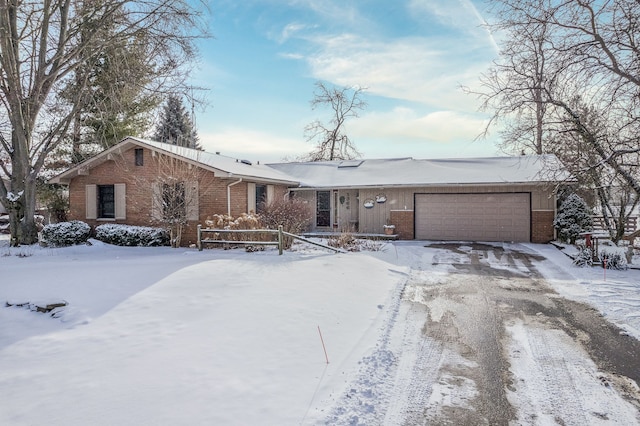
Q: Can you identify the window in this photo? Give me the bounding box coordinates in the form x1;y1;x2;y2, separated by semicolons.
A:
162;182;186;218
135;148;144;166
86;184;125;220
316;191;330;227
256;184;267;213
98;185;115;218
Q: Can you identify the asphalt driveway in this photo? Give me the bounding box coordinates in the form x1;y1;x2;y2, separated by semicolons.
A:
383;242;640;425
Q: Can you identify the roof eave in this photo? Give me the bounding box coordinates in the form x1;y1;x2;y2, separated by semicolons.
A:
290;181;560;190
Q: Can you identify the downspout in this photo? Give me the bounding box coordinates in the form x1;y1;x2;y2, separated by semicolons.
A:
227;177;243;216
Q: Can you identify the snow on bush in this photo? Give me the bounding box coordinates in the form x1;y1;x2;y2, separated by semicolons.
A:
95;224;169;247
599;247;628;270
41;220;91;247
573;246;593;267
327;232;383;252
554;193;593;244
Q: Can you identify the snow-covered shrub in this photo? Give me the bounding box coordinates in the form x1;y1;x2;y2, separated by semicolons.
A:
599;247;628;270
41;220;91;247
573;247;593;267
327;232;383;252
554;193;593;244
95;224;169;247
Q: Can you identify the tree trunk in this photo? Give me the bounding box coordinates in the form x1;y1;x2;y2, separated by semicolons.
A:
20;176;39;245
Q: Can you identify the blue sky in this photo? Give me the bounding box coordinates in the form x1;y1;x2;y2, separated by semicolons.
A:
191;0;501;162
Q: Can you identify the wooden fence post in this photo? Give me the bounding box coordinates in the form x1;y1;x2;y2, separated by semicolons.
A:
278;225;283;255
197;224;203;251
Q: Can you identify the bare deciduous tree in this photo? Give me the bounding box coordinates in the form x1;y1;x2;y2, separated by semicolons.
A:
0;0;207;246
304;82;366;161
471;0;640;239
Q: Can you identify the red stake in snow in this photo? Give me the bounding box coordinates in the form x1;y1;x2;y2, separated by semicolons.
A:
318;326;329;364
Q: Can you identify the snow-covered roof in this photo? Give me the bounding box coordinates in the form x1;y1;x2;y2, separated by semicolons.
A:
268;155;569;188
49;137;299;185
49;137;570;188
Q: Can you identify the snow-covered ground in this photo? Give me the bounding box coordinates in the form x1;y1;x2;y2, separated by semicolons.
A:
1;236;639;424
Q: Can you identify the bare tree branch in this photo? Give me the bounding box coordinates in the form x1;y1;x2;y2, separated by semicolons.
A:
303;81;367;161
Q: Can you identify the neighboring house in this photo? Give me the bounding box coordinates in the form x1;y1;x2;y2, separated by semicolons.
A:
268;155;567;243
51;137;567;245
49;137;298;245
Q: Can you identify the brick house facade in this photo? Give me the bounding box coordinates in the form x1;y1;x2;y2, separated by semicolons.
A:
52;138;295;246
52;138;566;245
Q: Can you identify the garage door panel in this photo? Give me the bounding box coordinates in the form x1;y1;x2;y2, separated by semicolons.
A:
415;193;530;242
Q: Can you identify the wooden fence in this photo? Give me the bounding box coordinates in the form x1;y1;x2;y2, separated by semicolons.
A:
197;225;343;254
592;216;638;235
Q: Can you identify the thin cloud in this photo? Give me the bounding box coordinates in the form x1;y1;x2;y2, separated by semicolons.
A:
304;33;493;111
199;128;310;162
348;108;489;144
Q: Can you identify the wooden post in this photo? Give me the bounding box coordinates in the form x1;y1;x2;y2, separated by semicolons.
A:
197;224;203;251
278;225;283;255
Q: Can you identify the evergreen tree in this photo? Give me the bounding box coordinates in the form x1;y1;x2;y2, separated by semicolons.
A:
153;96;201;149
63;6;162;164
554;193;593;244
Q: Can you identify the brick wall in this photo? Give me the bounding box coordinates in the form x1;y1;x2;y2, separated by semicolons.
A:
390;210;414;240
532;210;555;243
67;146;295;246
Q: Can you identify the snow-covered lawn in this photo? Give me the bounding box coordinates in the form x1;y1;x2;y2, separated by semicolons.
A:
1;237;639;424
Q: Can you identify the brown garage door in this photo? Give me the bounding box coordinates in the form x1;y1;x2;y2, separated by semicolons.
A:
415;193;531;242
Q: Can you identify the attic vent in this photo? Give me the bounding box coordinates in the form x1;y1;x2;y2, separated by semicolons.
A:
338;160;364;168
240;159;252;166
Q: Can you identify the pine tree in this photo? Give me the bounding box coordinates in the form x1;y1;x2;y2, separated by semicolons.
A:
554;193;593;244
153;96;201;149
63;5;161;164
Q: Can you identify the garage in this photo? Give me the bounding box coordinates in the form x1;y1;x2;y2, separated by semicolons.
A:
415;193;531;242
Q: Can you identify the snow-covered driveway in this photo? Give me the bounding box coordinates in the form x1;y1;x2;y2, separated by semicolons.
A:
325;242;640;425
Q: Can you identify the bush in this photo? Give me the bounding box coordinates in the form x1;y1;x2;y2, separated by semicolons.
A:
554;193;593;244
327;232;384;252
95;224;169;247
204;213;265;247
41;220;91;247
599;248;628;270
573;246;593;267
259;197;312;249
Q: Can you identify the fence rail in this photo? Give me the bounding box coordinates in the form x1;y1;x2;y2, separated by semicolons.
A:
197;225;343;255
592;216;638;235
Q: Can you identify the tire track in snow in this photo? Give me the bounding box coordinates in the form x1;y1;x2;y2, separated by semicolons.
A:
507;319;640;425
509;322;588;424
321;243;640;425
383;268;447;425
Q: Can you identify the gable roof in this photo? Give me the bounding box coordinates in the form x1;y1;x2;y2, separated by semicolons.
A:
50;136;569;189
49;137;300;185
267;155;569;188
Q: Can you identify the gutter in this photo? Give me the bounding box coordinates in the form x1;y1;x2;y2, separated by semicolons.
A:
227;177;243;215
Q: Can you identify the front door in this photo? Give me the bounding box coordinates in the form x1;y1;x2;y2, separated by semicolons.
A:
316;191;331;227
